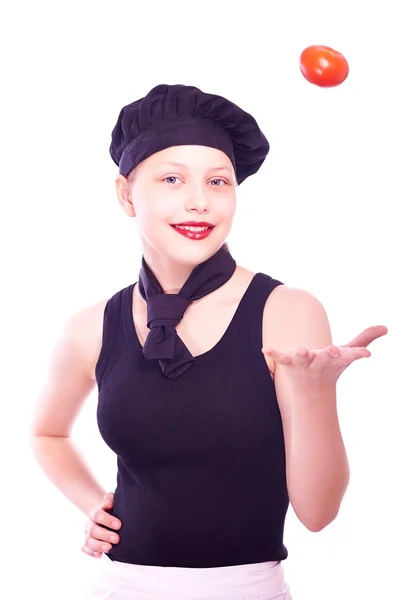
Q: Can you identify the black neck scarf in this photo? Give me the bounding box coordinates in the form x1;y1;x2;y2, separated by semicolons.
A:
138;246;236;379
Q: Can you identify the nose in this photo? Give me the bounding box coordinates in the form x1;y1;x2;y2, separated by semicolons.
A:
185;186;209;213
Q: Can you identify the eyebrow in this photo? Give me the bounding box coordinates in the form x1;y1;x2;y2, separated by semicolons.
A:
155;161;233;172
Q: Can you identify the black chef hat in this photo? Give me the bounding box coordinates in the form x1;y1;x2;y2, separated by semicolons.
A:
109;84;269;185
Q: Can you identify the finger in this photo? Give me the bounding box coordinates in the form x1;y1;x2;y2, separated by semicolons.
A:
262;348;293;366
346;325;388;349
327;345;341;358
81;544;102;558
102;492;114;509
332;347;371;369
85;534;113;554
86;523;120;545
294;346;311;365
326;345;371;362
345;347;372;362
90;508;121;531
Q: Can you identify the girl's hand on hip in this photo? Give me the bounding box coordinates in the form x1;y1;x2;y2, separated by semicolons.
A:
82;492;122;558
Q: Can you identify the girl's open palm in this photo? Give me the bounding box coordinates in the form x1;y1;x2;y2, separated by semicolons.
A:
262;325;387;389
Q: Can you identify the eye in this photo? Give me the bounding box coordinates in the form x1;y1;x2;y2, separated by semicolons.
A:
210;178;227;186
163;176;181;184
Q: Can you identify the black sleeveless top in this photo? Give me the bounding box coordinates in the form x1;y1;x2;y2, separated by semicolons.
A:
95;272;289;568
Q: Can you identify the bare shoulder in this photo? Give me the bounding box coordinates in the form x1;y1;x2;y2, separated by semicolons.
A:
263;284;329;323
262;284;333;355
30;298;109;438
69;297;109;380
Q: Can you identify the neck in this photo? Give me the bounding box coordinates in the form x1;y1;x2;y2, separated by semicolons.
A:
142;251;199;294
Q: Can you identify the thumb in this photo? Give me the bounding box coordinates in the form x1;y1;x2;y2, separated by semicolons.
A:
345;325;388;349
101;491;114;508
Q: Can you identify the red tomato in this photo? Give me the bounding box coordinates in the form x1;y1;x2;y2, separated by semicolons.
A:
300;45;349;87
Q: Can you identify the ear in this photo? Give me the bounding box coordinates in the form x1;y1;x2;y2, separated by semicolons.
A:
115;174;136;218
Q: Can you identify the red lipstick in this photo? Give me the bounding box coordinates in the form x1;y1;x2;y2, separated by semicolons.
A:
171;221;215;241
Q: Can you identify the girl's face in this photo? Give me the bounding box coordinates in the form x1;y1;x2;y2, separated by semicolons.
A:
116;145;237;267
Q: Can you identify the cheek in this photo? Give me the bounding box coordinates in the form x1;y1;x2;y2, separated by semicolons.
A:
220;196;236;219
135;201;171;232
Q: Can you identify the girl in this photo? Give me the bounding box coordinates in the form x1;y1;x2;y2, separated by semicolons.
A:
30;84;387;600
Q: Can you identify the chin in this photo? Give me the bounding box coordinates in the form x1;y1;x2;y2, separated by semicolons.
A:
144;226;229;265
169;241;223;266
176;247;218;266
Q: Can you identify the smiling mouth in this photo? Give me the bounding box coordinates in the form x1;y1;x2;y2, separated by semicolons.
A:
172;225;213;232
170;224;215;240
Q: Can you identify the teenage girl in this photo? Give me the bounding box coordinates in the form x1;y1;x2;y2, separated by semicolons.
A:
30;84;387;600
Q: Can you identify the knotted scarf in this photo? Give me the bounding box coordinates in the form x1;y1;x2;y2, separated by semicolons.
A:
138;246;236;379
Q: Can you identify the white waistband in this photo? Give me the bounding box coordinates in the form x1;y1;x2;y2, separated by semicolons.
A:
87;553;291;599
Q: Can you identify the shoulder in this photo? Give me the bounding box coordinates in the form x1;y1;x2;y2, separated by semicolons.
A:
263;284;328;317
64;297;110;380
262;284;333;349
68;297;109;333
30;297;111;438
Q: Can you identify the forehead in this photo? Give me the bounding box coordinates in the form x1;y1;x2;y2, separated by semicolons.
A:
145;145;234;171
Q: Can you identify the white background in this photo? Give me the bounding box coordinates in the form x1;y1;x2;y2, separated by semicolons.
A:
1;1;398;598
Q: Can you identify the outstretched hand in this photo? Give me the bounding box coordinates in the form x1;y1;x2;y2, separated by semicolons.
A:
262;325;387;390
